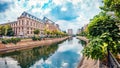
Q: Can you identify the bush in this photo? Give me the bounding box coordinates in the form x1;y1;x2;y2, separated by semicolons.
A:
6;39;12;43
32;36;41;41
1;39;8;44
1;38;21;44
11;38;21;44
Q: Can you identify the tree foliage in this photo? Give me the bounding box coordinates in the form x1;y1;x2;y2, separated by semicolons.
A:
88;13;120;40
44;28;68;37
34;29;40;35
83;32;120;60
83;37;106;60
0;25;14;36
83;12;120;60
101;0;120;18
77;31;87;37
1;38;21;44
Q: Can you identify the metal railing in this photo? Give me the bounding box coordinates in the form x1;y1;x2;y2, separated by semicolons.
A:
108;51;120;68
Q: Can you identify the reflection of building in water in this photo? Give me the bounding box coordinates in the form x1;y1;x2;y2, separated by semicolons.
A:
68;37;73;44
0;43;59;68
67;29;73;36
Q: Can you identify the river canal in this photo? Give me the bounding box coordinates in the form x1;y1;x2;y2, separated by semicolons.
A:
0;37;84;68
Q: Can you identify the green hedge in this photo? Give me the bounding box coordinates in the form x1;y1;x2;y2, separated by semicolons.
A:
1;38;21;44
32;36;41;41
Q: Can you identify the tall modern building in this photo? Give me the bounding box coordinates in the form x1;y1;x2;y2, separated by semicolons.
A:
1;12;60;37
68;29;73;35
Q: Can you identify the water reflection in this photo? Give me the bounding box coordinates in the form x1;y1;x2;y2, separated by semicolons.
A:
0;37;83;68
0;42;61;68
30;37;83;68
68;37;73;44
78;40;87;46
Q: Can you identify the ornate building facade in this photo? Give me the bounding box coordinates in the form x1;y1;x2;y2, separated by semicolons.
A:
2;12;60;37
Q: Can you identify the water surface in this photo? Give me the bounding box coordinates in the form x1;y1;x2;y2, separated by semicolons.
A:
0;37;83;68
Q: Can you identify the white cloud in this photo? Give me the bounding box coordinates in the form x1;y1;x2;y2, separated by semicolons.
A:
45;59;52;64
0;0;12;3
52;0;65;5
0;0;102;34
69;0;83;5
0;57;20;68
61;7;67;11
62;62;68;67
31;8;41;13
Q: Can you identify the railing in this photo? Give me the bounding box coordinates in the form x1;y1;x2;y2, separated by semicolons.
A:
108;51;120;68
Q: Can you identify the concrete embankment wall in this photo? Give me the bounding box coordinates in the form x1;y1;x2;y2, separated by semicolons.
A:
76;36;89;44
0;37;69;54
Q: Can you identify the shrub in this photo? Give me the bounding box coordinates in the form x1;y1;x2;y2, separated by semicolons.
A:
32;36;41;41
1;39;8;44
6;39;12;43
11;38;21;44
1;38;21;44
32;36;37;41
38;37;41;41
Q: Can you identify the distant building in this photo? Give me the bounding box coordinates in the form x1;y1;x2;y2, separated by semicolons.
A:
68;29;73;35
1;12;60;37
77;29;81;34
80;24;88;32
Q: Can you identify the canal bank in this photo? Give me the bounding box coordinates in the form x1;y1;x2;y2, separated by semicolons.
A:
77;36;99;68
0;37;69;54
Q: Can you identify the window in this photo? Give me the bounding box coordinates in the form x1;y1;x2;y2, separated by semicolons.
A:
27;20;29;25
22;20;24;25
30;22;32;26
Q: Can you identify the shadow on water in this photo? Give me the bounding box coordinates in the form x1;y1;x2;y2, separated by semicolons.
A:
0;39;67;68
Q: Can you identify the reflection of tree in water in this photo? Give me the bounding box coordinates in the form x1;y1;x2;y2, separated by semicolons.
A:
78;40;86;46
0;41;65;68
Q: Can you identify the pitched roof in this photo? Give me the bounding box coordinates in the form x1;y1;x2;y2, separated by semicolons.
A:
43;17;55;24
20;11;43;23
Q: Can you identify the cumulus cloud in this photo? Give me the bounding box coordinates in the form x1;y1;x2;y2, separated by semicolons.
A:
0;0;102;33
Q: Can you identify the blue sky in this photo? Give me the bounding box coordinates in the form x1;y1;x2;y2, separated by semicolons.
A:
0;0;102;34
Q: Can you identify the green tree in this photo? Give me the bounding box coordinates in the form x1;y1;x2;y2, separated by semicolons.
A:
6;26;14;36
83;12;120;60
0;25;14;36
83;37;105;60
78;31;87;37
101;0;120;18
34;29;40;35
83;32;120;60
88;13;119;39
